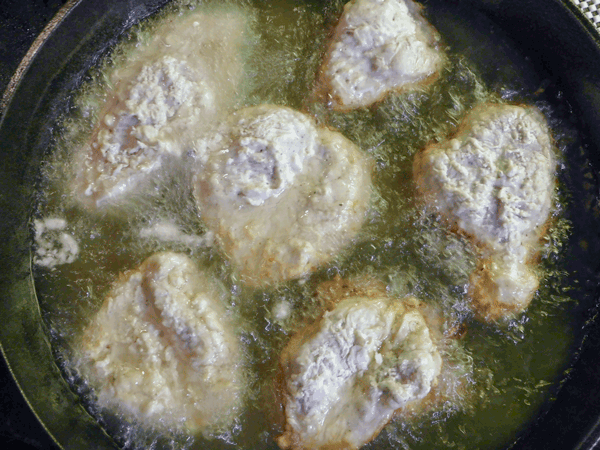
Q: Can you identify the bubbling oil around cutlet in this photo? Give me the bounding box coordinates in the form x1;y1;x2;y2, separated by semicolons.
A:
33;1;583;449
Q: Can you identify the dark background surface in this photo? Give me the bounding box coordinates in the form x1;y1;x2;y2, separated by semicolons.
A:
1;2;67;449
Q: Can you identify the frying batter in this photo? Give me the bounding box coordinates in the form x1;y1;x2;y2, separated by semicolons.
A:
413;103;556;320
319;0;444;111
76;252;244;432
33;217;79;268
193;104;372;287
277;278;442;449
73;8;248;209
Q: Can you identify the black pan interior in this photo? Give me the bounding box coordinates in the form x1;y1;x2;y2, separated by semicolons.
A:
0;1;599;449
466;1;600;449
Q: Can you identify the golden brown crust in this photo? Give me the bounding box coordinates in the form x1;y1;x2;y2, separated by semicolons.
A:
468;260;514;321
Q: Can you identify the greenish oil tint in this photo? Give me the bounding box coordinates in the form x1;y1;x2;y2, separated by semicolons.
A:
31;1;599;450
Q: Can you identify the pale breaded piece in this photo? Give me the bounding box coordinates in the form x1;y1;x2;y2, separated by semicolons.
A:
277;279;442;450
413;103;556;320
319;0;444;111
74;9;248;209
77;252;244;432
193;105;372;287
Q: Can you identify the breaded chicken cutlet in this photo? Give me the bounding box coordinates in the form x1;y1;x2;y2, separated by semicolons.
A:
413;103;555;320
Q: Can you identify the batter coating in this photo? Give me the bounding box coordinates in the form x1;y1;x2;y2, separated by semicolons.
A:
320;0;444;111
413;103;556;320
193;105;372;287
74;9;248;208
77;252;244;432
33;217;79;268
278;281;442;450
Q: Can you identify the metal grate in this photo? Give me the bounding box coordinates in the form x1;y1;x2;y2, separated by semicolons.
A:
571;0;600;29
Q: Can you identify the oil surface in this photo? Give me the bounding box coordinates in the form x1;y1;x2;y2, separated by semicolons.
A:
32;1;598;449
